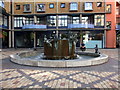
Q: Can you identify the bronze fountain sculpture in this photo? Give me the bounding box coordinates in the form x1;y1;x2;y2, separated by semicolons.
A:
44;34;77;60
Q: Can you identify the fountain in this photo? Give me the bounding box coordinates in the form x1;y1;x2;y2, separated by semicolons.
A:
10;33;108;67
44;34;77;60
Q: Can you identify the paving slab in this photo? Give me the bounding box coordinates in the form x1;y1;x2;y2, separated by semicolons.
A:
1;48;119;89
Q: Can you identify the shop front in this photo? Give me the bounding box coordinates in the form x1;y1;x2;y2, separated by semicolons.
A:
0;30;9;48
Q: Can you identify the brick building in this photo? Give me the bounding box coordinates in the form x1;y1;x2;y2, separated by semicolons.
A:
0;0;118;48
116;0;120;48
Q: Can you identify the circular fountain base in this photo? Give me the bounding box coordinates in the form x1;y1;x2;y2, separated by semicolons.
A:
10;51;108;67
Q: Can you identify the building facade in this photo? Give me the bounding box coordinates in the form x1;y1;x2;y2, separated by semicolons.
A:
116;1;120;48
1;0;117;48
0;1;10;48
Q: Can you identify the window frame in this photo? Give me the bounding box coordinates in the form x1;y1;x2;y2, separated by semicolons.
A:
69;2;78;11
97;2;102;7
106;4;111;13
60;3;65;8
84;2;93;11
49;3;54;9
36;4;45;12
106;21;111;29
25;17;34;25
94;14;105;27
16;5;20;10
47;16;56;27
23;4;31;12
14;17;24;28
58;15;68;27
37;17;46;25
72;16;80;24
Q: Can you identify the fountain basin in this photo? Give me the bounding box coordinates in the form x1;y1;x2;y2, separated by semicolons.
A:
10;51;108;67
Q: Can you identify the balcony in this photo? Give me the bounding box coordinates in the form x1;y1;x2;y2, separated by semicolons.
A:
68;24;94;29
22;24;47;29
116;24;120;30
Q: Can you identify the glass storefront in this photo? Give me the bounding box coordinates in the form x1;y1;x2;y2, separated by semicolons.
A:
36;31;53;47
15;31;34;48
82;30;104;48
14;30;104;48
0;31;9;48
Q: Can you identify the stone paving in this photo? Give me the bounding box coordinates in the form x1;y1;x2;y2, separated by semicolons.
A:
0;48;119;89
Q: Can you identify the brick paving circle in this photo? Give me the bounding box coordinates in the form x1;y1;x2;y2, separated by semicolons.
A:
1;48;119;88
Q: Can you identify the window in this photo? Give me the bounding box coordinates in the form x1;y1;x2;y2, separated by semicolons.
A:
2;15;8;27
84;2;93;10
106;21;111;29
14;17;23;27
70;2;78;11
58;15;68;27
37;4;45;12
82;17;89;24
94;15;104;27
49;3;54;8
106;4;111;13
97;2;102;7
61;3;65;8
37;17;46;24
72;17;79;24
116;6;119;15
47;16;56;27
14;17;34;27
23;4;31;12
16;5;20;10
0;0;4;8
25;17;34;25
3;16;7;26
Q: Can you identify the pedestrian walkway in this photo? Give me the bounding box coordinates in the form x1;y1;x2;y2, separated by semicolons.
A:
0;48;119;89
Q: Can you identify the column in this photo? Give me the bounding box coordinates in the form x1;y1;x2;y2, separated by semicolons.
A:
9;31;11;48
34;32;36;50
12;31;14;48
80;14;82;23
9;16;11;48
34;15;37;24
79;14;83;45
56;15;58;38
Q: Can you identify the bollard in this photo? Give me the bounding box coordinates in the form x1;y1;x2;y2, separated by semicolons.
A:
95;44;98;53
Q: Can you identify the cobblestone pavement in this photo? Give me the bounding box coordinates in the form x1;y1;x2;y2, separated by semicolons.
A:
0;48;119;89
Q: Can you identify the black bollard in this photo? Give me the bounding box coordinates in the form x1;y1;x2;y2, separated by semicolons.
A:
80;43;86;52
95;44;98;53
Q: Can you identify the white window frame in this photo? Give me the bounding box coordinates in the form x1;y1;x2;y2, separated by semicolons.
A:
23;4;31;12
37;4;45;12
84;2;93;11
70;2;78;11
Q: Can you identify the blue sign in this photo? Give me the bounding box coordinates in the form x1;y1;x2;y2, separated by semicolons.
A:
22;24;47;29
